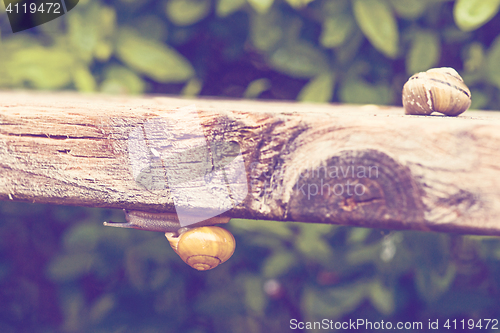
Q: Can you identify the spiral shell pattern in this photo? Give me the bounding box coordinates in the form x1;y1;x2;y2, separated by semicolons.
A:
166;226;235;271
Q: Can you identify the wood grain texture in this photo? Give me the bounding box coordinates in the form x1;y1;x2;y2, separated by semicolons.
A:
0;91;499;235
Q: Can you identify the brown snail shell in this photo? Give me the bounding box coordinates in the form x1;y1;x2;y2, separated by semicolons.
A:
165;226;235;271
402;67;471;116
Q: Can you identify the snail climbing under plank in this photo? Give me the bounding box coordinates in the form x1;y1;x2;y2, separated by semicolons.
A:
103;68;472;270
104;210;235;271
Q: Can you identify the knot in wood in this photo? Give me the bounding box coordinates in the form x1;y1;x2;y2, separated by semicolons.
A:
288;149;425;230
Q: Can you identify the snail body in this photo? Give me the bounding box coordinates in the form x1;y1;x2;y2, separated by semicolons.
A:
103;210;182;232
103;209;230;232
402;67;471;116
166;226;236;271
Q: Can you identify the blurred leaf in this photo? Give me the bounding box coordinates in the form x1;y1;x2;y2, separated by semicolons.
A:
63;224;101;253
353;0;399;58
464;42;485;73
155;280;188;315
337;30;365;64
245;235;287;250
244;78;271;98
61;292;86;332
67;3;116;63
165;0;211;26
196;284;244;316
346;243;380;265
469;89;488;109
340;79;393;105
67;12;96;62
303;284;367;320
320;14;355;48
295;224;334;263
72;65;96;92
89;294;115;324
94;41;113;61
441;26;473;44
217;0;246;17
297;73;335;103
101;65;145;94
6;47;74;89
0;263;9;283
134;15;168;41
231;219;294;239
428;291;496;317
406;30;440;75
243;275;266;314
182;77;203;96
247;0;274;14
270;41;330;78
486;34;500;89
347;228;372;244
262;250;296;277
250;10;283;51
321;0;349;15
389;0;428;19
369;280;395;314
415;263;456;302
0;36;38;56
454;0;500;32
116;28;194;83
285;0;315;9
302;287;341;320
47;253;94;281
125;237;171;290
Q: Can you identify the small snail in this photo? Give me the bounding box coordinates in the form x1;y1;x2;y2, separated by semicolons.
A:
402;67;471;116
166;226;236;271
104;210;235;270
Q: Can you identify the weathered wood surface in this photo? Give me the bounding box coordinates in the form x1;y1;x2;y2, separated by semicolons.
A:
1;91;500;235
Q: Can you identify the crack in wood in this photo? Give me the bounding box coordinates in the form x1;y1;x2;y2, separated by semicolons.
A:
3;133;104;140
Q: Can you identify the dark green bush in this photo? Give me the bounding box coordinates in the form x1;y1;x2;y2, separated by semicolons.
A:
2;203;500;332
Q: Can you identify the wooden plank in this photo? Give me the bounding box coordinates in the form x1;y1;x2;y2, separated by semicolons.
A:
0;91;499;235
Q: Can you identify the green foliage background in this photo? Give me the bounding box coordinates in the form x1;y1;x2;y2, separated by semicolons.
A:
0;0;499;108
2;0;500;332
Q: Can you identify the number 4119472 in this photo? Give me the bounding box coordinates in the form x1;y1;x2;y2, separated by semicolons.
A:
5;2;61;14
443;318;498;330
